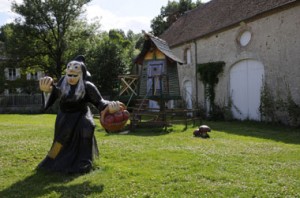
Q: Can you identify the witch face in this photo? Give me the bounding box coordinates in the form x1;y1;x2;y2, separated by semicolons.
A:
66;61;83;85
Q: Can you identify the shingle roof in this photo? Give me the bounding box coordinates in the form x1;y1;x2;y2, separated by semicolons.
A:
160;0;298;47
134;32;183;64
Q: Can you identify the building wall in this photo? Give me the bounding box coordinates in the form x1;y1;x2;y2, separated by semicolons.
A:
172;4;300;119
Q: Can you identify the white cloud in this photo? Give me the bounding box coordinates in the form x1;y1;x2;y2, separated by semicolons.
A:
0;0;23;24
83;0;212;33
0;0;12;12
0;0;24;12
1;0;211;32
85;4;151;33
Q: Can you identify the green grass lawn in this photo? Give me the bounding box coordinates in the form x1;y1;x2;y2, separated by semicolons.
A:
0;114;299;197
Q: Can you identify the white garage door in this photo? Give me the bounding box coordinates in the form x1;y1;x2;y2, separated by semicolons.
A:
230;60;264;120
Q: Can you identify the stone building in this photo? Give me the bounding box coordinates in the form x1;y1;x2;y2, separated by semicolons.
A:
160;0;300;123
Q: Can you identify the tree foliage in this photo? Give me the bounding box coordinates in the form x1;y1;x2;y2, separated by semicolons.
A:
10;0;91;78
150;0;202;36
1;1;144;96
0;41;5;93
86;29;141;96
197;61;225;119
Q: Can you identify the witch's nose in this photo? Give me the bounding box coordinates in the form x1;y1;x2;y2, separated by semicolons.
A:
69;68;74;71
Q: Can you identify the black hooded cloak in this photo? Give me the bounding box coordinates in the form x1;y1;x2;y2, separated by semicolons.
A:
38;76;109;174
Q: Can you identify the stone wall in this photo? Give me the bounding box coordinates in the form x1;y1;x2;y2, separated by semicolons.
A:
171;5;300;119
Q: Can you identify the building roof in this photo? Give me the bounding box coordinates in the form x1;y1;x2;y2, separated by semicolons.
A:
160;0;298;47
134;32;183;65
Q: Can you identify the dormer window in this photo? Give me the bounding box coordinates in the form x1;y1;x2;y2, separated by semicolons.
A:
27;72;38;80
26;71;44;80
9;68;16;80
5;68;20;81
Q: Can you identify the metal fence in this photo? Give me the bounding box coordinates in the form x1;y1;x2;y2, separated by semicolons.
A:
0;94;42;107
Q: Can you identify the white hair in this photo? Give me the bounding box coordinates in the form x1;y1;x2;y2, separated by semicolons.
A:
60;73;86;100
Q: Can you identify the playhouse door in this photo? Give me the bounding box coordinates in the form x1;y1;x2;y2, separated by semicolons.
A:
230;60;264;120
147;61;164;109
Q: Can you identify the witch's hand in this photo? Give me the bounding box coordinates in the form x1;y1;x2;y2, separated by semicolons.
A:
39;76;53;93
108;101;124;114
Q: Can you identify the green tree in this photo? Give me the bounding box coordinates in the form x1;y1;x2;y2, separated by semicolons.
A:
64;19;101;64
125;30;143;74
150;0;202;36
87;34;125;96
11;0;91;78
86;29;142;96
0;40;5;93
1;23;52;76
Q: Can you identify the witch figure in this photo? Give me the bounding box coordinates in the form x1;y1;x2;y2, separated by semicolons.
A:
38;55;121;174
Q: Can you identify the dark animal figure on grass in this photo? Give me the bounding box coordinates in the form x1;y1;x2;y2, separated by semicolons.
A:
193;125;211;138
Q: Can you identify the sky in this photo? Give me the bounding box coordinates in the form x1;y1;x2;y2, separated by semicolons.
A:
0;0;211;33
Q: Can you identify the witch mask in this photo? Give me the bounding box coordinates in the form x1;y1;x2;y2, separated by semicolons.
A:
66;61;83;85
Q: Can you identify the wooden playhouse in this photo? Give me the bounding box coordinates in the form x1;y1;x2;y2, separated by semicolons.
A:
118;32;201;129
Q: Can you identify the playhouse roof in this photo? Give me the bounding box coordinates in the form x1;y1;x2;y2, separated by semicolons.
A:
160;0;298;47
134;32;183;65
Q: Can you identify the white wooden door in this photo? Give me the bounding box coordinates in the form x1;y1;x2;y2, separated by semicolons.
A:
230;60;264;120
183;80;193;109
183;80;193;116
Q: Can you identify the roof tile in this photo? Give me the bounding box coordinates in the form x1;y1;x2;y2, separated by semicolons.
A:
160;0;297;47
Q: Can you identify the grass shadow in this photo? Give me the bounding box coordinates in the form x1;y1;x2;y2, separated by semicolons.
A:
96;123;177;136
125;130;171;137
107;127;172;136
208;120;300;145
0;169;104;197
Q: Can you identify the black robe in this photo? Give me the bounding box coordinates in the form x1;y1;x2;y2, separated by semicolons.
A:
38;78;109;173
